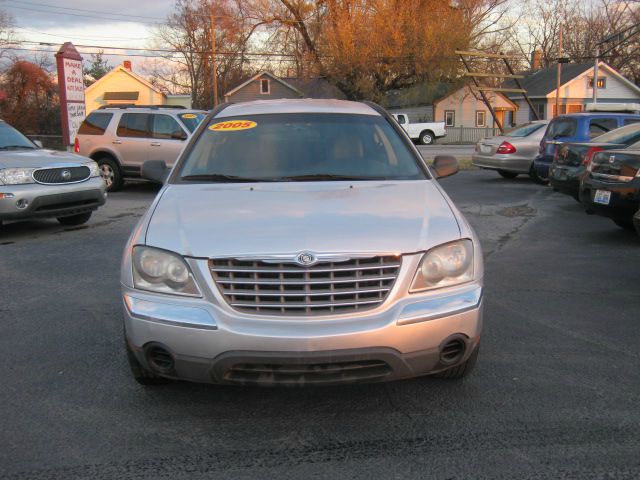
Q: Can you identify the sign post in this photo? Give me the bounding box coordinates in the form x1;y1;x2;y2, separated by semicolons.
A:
55;42;85;150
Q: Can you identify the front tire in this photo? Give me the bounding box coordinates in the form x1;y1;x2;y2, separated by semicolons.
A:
498;170;518;179
433;346;479;379
419;130;434;145
57;212;92;226
95;156;123;192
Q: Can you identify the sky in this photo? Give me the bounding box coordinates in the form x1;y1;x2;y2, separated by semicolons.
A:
2;0;177;70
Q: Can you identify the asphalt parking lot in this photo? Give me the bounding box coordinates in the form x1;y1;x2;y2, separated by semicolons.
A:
1;169;639;479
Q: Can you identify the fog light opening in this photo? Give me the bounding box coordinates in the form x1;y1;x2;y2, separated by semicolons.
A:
145;344;175;373
440;338;466;365
15;198;29;209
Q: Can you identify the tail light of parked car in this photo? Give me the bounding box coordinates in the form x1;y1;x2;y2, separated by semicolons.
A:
74;138;80;153
496;141;516;154
583;146;603;167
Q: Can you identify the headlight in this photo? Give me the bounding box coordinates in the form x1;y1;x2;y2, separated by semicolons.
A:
132;246;201;297
410;239;474;292
0;168;36;185
87;162;100;178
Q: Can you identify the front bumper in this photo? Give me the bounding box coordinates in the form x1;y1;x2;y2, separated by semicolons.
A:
472;153;532;173
0;178;106;220
580;176;640;221
123;280;483;385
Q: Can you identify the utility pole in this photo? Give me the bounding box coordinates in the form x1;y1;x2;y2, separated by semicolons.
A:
210;12;218;107
593;44;599;105
555;24;563;118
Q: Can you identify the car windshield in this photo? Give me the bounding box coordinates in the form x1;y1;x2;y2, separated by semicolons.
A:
504;122;546;137
0;122;37;150
177;113;427;182
590;122;640;145
178;112;206;132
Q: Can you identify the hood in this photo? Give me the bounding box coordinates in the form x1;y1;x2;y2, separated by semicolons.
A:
145;181;461;258
0;149;91;169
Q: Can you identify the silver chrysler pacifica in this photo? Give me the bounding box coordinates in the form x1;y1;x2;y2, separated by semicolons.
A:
122;99;483;386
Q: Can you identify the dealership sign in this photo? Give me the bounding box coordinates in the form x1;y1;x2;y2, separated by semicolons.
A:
55;43;85;147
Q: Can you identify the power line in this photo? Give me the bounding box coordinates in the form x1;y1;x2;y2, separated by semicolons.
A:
7;0;166;21
3;4;162;25
15;27;150;42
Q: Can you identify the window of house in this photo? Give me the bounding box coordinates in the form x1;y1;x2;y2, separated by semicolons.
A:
588;77;607;89
444;110;455;127
260;78;270;94
475;111;486;128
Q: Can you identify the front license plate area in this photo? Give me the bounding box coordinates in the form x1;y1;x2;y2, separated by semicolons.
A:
594;189;611;205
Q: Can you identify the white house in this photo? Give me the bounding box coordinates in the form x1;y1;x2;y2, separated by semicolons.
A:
507;61;640;123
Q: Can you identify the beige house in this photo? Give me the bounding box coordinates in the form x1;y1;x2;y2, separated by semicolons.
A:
434;85;518;129
85;62;192;113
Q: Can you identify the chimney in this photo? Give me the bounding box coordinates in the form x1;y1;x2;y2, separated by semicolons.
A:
123;60;132;71
531;50;543;71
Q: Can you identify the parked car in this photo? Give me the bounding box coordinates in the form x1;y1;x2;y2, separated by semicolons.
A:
0;119;106;227
549;122;640;201
75;106;206;191
533;113;640;184
580;148;640;230
122;99;483;386
471;120;549;178
391;113;446;145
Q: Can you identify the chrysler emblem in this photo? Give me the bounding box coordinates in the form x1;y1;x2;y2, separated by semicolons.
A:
296;252;316;266
61;169;72;180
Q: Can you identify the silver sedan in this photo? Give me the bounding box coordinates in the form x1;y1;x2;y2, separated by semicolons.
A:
472;120;549;178
0;120;106;227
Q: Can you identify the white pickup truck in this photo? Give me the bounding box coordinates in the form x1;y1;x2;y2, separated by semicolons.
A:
392;113;446;145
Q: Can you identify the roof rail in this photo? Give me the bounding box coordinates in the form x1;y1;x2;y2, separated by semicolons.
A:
98;104;187;110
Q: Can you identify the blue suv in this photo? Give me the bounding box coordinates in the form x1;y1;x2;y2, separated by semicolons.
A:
532;113;640;184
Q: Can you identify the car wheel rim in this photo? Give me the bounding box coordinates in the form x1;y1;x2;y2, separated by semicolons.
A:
423;135;432;143
100;164;114;188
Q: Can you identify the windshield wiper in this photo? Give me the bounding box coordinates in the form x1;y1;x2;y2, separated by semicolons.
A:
180;174;267;183
276;174;383;181
0;145;36;150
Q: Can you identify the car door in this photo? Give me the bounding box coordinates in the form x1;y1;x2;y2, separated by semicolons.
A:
150;114;189;167
115;113;151;173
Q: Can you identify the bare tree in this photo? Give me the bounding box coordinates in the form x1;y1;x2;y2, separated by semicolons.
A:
150;0;254;108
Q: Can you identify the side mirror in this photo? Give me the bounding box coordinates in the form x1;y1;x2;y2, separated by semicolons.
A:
172;131;188;141
141;160;170;184
33;140;43;148
432;155;459;179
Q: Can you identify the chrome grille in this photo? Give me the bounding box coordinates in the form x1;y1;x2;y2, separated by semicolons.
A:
209;256;402;315
33;166;90;184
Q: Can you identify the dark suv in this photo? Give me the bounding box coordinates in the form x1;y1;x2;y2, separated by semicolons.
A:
75;106;206;191
533;113;640;183
580;148;640;231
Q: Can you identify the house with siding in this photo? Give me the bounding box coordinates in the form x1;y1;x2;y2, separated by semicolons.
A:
223;71;345;103
433;85;518;129
84;61;191;113
506;60;640;123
